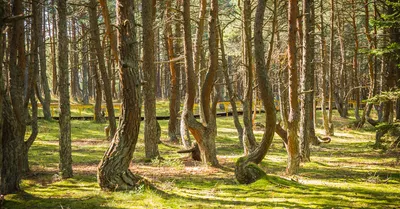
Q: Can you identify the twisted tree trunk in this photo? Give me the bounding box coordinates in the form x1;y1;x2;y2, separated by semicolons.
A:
97;0;144;191
235;0;277;184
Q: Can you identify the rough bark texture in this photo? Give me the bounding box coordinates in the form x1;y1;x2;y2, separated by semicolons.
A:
97;0;143;190
182;0;219;166
1;0;27;194
71;18;79;101
0;1;5;192
51;0;57;95
287;0;300;175
299;0;317;162
36;0;51;120
142;0;160;159
241;0;257;155
235;0;277;184
57;0;73;179
89;0;117;138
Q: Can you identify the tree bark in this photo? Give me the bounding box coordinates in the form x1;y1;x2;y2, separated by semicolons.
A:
241;0;257;155
328;0;335;135
287;0;300;175
57;0;73;179
82;24;89;104
320;0;330;136
165;0;181;143
97;0;144;190
357;0;375;128
351;0;360;120
51;0;58;96
182;0;219;166
142;0;160;159
36;0;51;120
89;0;117;138
299;0;317;162
1;0;27;194
235;0;277;184
0;0;5;192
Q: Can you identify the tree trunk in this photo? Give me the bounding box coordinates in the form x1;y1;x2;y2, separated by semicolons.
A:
81;24;89;104
357;0;375;128
235;0;277;184
287;0;300;175
351;0;360;120
165;0;180;143
57;0;73;179
241;0;257;155
1;0;27;194
97;0;144;190
51;0;58;96
36;0;51;120
0;1;5;192
182;0;219;166
219;24;244;145
194;0;207;123
142;0;160;159
320;0;330;136
299;0;317;162
328;0;335;135
89;0;117;138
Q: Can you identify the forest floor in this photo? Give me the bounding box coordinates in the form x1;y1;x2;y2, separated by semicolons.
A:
3;108;400;208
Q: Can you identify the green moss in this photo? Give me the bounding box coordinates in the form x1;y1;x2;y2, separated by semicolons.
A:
4;109;400;208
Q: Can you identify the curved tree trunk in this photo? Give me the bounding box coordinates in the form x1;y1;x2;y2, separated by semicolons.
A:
97;0;143;191
182;0;219;166
58;0;73;179
287;0;301;175
142;0;160;159
89;0;117;138
235;0;277;184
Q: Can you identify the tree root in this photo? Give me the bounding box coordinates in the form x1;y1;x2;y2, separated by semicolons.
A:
235;157;267;184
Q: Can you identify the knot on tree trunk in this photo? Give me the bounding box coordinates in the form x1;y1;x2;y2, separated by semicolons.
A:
235;156;266;184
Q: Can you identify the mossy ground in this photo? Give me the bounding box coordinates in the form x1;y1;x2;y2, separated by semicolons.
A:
4;105;400;208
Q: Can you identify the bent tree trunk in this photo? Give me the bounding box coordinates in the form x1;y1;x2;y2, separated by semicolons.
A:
97;0;143;191
235;0;277;184
182;0;219;166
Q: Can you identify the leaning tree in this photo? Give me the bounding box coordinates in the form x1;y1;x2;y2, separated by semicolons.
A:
235;0;277;184
97;0;144;190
